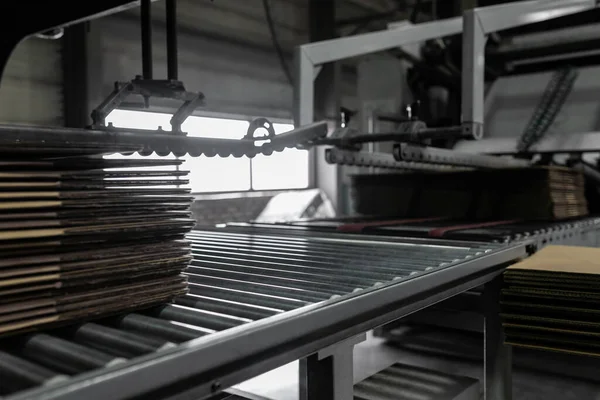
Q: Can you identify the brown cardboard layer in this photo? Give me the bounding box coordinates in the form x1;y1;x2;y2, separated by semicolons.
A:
0;155;193;337
351;166;588;220
507;245;600;275
507;341;600;358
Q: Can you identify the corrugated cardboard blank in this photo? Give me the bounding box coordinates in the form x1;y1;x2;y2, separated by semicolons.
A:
507;245;600;275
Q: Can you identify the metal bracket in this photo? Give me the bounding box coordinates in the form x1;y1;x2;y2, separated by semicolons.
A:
300;333;366;400
171;95;206;133
245;118;276;141
90;76;205;134
240;120;329;156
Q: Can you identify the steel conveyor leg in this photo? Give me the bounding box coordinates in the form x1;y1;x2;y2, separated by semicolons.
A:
483;275;511;400
299;334;366;400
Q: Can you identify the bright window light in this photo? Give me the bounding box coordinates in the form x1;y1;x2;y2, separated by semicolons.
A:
251;123;309;191
105;110;309;193
186;156;251;192
182;116;247;139
107;109;172;131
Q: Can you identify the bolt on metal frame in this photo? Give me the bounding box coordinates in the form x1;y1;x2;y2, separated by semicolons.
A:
294;0;598;140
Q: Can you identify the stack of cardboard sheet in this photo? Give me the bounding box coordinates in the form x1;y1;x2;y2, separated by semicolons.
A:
0;157;193;336
502;246;600;357
477;166;587;220
350;166;588;220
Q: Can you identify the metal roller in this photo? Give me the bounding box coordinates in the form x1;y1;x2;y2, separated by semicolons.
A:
174;295;279;321
15;334;125;375
187;233;485;273
187;265;362;294
190;244;444;275
185;274;332;302
65;322;175;358
0;350;67;393
112;313;206;343
190;253;405;283
187;230;486;259
146;304;245;332
189;257;387;287
186;284;307;311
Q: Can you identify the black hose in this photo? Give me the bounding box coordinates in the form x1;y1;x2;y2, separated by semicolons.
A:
262;0;292;84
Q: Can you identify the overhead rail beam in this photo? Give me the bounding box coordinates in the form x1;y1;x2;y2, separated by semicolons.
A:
294;17;462;126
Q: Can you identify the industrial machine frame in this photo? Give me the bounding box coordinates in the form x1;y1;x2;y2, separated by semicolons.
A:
294;0;597;139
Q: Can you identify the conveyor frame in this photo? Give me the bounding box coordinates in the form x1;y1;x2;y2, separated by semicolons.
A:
6;232;528;400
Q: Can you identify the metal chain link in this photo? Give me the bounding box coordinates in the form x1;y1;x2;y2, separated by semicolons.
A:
518;67;578;153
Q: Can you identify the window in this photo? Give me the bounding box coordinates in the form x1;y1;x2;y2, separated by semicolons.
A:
106;110;309;193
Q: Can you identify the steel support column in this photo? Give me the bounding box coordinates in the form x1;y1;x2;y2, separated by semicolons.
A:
62;23;90;128
307;0;339;204
300;334;366;400
483;275;512;400
62;21;105;129
310;0;339;125
461;9;486;139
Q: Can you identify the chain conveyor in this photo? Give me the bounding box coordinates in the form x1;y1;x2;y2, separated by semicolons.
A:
325;148;472;172
0;227;526;400
0;121;327;159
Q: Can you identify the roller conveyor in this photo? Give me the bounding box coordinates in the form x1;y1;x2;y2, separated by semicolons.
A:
229;216;600;248
0;227;527;400
254;217;598;346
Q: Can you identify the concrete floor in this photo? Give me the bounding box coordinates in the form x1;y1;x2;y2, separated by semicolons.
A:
235;327;600;400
